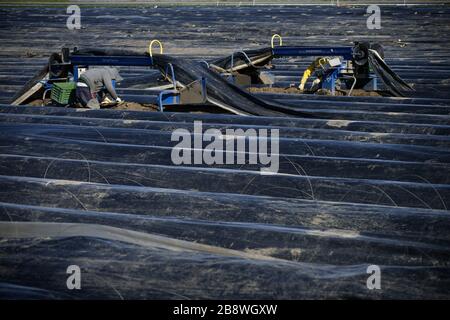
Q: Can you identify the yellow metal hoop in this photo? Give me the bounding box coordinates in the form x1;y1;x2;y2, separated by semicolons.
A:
148;39;163;57
271;34;283;48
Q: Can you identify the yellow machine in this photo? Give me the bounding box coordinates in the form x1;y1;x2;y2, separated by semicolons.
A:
298;57;342;92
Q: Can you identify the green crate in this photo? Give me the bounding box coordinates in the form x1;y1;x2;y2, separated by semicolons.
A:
51;82;76;105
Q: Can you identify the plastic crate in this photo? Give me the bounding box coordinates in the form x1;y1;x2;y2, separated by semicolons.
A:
51;82;76;105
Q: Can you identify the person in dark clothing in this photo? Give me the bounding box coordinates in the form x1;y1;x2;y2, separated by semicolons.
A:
75;67;124;109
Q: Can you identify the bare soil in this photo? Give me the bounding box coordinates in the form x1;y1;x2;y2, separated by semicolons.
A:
248;86;384;97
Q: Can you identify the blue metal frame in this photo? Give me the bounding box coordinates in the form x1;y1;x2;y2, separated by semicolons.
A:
272;46;353;60
67;46;367;102
321;68;340;95
73;65;79;81
158;90;180;112
70;55;154;67
165;63;177;89
158;77;207;112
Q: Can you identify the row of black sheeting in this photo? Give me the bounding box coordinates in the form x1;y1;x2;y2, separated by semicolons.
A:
0;104;449;299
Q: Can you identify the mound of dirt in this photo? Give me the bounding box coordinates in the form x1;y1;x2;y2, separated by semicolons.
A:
109;102;158;112
248;87;303;94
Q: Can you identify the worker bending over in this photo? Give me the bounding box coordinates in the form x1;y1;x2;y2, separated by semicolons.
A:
76;67;123;109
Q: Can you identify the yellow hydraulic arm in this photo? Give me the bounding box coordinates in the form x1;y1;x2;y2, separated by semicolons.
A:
298;57;329;91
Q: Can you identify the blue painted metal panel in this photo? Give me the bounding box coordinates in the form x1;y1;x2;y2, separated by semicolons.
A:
273;46;353;60
70;55;154;67
321;68;340;95
158;90;180;112
73;65;78;81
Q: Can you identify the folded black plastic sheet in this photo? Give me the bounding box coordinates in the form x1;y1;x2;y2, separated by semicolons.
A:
9;64;49;104
368;50;415;97
151;53;312;117
209;47;273;70
0;105;449;299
